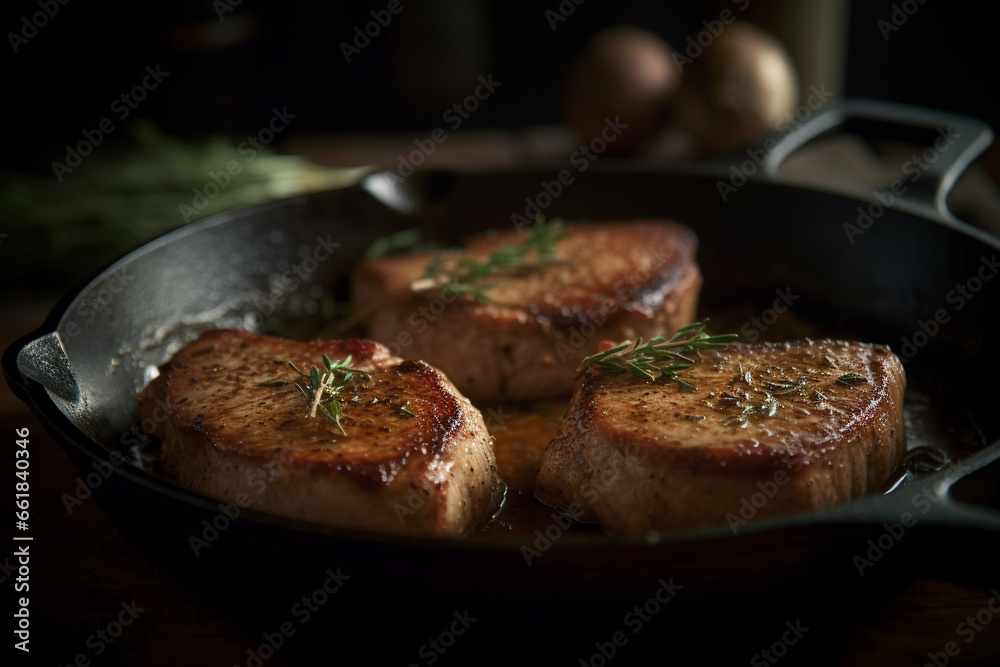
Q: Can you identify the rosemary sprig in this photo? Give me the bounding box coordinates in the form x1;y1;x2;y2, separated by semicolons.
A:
410;216;567;301
362;228;428;259
575;319;738;391
760;378;808;396
270;354;371;435
836;372;869;387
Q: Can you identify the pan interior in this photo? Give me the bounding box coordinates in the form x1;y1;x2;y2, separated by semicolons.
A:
45;167;1000;540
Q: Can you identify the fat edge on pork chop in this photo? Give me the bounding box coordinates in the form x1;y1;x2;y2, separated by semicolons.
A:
534;339;907;535
350;220;702;401
137;329;504;537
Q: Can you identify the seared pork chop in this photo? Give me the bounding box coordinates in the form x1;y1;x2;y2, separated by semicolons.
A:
535;339;907;534
138;329;503;537
350;221;701;401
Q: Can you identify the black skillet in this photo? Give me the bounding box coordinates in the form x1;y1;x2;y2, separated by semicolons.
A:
5;99;1000;628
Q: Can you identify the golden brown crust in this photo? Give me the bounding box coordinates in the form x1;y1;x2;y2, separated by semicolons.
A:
138;329;502;536
534;339;908;534
351;221;702;400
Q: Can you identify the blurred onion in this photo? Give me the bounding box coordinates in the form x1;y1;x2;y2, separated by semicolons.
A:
561;26;681;155
673;21;798;156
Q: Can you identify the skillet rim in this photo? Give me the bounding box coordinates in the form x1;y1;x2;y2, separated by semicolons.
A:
4;163;1000;554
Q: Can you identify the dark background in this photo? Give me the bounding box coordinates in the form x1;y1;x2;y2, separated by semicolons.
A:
2;0;997;169
4;4;1000;666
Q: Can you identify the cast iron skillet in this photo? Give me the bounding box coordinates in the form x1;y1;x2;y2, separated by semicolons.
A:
5;99;1000;622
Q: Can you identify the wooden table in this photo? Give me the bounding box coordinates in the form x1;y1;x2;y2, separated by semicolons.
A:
4;130;1000;666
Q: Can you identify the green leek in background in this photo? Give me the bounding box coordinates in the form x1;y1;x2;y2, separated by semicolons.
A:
0;119;371;283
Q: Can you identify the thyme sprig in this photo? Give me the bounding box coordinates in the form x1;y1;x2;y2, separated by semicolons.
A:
575;319;738;391
265;354;371;435
837;372;869;387
722;395;778;427
410;216;567;301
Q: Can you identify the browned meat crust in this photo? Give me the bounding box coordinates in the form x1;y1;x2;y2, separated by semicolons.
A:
138;329;503;537
351;221;702;400
535;339;907;534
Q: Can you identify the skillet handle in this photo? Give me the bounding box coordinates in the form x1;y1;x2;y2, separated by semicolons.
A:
747;97;994;223
833;443;1000;536
931;444;1000;533
8;331;81;402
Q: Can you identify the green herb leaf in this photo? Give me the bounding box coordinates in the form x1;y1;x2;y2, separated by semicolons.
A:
264;355;372;436
362;228;429;259
761;378;806;396
837;372;868;387
722;395;778;427
575;319;738;391
411;216;567;301
293;381;311;403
